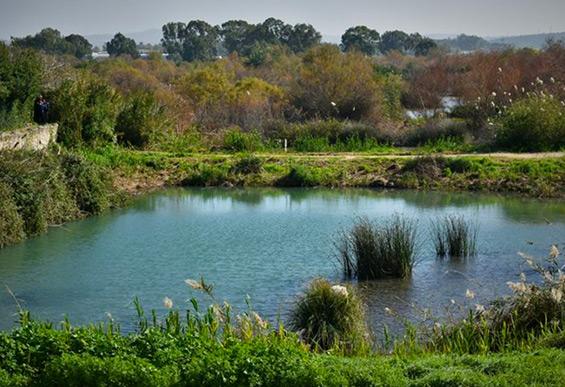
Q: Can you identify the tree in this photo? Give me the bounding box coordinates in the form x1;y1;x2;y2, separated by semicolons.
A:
51;75;121;147
64;34;93;59
380;30;410;54
413;36;437;56
161;22;186;59
288;24;321;53
106;33;139;58
448;34;491;51
292;44;381;121
220;20;252;54
245;42;271;66
0;43;42;113
401;33;437;56
341;26;380;55
181;20;219;61
12;28;66;53
11;28;92;59
165;18;320;60
257;18;290;45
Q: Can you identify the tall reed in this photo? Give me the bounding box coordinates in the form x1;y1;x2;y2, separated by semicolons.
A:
336;215;417;280
432;215;478;259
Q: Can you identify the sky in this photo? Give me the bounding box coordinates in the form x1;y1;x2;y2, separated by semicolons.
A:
1;0;564;41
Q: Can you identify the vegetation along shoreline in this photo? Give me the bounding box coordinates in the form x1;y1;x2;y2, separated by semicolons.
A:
2;145;564;249
1;9;565;386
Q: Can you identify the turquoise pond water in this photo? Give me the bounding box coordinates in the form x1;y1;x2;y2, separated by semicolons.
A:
0;188;564;332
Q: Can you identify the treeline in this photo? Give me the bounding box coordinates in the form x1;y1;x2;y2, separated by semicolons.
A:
1;33;564;152
11;19;438;63
436;34;510;52
160;18;437;61
11;28;92;59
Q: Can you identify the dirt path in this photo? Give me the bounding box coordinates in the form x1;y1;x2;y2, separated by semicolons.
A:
245;151;565;160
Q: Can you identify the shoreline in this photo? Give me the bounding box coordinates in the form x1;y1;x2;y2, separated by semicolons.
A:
1;148;564;249
104;150;565;198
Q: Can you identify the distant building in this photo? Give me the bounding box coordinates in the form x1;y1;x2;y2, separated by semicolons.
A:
92;51;110;59
91;50;168;60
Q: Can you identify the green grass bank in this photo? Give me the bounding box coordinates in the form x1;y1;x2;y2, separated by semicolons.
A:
1;311;564;387
87;147;565;198
2;146;564;248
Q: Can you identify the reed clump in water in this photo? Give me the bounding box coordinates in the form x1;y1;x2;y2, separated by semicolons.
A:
336;215;417;280
288;278;370;354
432;215;478;259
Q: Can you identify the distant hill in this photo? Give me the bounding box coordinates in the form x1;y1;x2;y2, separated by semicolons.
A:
435;34;510;52
487;32;565;49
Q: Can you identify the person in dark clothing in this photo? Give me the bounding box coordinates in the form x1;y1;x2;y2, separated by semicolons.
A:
33;95;49;124
33;96;42;123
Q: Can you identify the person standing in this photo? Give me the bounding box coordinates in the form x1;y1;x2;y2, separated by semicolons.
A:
33;95;49;124
39;96;49;124
33;96;43;124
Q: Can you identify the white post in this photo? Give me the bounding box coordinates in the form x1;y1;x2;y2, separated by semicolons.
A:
284;138;287;152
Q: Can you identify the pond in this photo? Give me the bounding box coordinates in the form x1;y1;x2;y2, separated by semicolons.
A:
0;188;564;333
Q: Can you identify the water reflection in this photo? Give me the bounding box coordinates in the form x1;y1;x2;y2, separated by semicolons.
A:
146;187;565;224
0;187;563;332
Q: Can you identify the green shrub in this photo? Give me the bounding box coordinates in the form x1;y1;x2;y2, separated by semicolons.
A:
379;73;405;121
0;151;79;237
289;279;370;354
182;163;229;186
336;215;417;280
275;119;385;150
276;165;325;187
116;92;169;148
538;331;565;349
496;96;565;151
41;354;178;386
293;135;330;152
293;133;383;152
0;368;28;387
0;149;117;247
405;118;469;147
60;152;112;215
50;74;121;147
422;136;472;153
232;154;263;174
150;128;203;153
222;128;263;152
0;182;25;247
0;44;42;131
445;158;474;173
0;101;32;131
